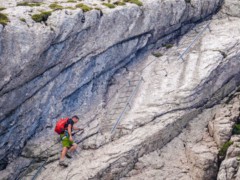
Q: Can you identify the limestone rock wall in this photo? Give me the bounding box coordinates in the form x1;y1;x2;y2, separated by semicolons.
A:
0;0;223;174
122;90;240;180
30;6;240;180
4;0;240;180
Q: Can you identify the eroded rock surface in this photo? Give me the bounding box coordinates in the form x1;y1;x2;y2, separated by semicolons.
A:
123;89;240;180
122;109;218;180
33;6;240;180
1;0;240;179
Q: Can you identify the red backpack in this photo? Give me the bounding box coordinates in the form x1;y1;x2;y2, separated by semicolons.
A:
54;117;69;134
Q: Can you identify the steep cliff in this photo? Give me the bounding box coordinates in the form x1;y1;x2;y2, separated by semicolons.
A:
1;0;240;179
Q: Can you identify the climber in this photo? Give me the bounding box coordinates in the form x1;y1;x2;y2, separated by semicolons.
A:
55;115;84;167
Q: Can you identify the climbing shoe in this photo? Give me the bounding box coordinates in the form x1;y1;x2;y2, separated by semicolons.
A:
59;160;68;167
66;153;72;159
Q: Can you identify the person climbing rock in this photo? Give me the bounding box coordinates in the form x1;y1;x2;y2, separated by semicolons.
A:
54;115;84;167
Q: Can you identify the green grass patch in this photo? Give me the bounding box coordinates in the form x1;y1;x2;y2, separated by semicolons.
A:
75;3;92;12
102;3;115;8
67;0;77;2
49;3;63;10
113;1;126;6
164;43;174;49
124;0;143;6
19;18;26;22
233;124;240;135
0;13;9;25
65;6;76;10
0;7;6;11
17;2;42;7
31;11;52;23
219;141;233;157
152;52;163;58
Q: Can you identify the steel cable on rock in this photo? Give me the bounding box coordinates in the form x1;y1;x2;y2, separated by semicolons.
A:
110;20;212;135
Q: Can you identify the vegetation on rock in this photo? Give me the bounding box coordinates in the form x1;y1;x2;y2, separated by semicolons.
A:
164;43;174;49
75;3;93;12
152;52;163;58
0;7;6;11
103;3;115;8
49;3;63;10
219;141;233;157
65;6;76;10
113;1;126;6
31;11;52;23
95;7;103;16
0;13;9;25
124;0;143;6
17;2;42;7
67;0;77;2
233;124;240;135
19;18;26;23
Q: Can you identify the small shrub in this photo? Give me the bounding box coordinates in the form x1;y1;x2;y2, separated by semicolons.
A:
49;3;63;10
20;18;26;22
233;124;240;135
113;1;126;6
164;43;173;49
0;7;6;11
17;2;42;7
219;141;233;157
0;13;9;25
152;52;163;58
67;0;76;2
124;0;143;6
31;11;52;23
103;3;115;8
75;3;92;12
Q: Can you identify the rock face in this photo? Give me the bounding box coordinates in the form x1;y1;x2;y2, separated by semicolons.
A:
1;0;240;179
216;94;240;180
123;89;240;180
208;97;240;147
218;139;240;180
123;108;219;180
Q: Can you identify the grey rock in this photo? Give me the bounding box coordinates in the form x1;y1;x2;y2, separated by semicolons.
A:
2;0;240;179
0;157;31;180
218;158;239;180
222;0;240;18
39;14;239;179
0;0;224;175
